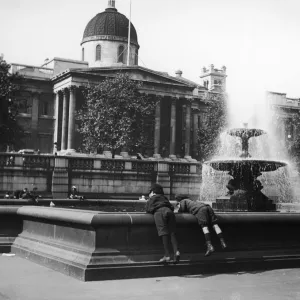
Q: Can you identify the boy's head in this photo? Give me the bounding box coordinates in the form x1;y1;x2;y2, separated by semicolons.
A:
148;183;164;197
175;194;189;202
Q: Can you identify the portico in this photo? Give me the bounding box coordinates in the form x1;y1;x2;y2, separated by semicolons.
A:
52;67;207;159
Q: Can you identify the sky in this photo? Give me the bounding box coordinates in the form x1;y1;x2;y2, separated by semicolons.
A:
1;0;300;118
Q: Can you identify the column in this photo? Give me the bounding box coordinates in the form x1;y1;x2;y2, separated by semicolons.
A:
169;98;176;158
61;89;69;151
153;96;161;158
67;86;76;151
184;101;191;158
192;108;199;159
53;91;61;153
31;92;40;150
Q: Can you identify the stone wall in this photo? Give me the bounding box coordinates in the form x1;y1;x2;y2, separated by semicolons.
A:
0;153;201;200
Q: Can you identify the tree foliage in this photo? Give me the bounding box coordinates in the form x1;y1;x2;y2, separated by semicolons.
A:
197;94;227;161
0;58;24;151
76;73;156;155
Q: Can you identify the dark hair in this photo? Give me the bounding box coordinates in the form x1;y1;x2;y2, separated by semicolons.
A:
149;183;164;195
175;194;189;201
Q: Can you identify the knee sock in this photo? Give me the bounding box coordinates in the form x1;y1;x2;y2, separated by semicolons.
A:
213;224;224;239
162;235;170;257
202;226;211;243
170;233;179;254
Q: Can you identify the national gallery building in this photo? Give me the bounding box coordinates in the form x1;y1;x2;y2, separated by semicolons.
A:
9;0;227;159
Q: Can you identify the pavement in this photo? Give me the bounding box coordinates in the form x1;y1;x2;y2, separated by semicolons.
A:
1;255;300;300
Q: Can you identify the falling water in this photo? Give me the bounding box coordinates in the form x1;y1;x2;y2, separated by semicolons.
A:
200;89;298;204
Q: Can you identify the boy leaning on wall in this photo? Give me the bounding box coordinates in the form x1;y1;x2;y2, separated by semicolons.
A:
145;183;181;264
175;194;227;256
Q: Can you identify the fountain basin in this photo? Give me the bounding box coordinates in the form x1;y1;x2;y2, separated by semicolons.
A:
0;206;299;280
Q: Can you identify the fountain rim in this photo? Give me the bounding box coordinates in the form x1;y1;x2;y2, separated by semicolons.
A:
203;158;287;173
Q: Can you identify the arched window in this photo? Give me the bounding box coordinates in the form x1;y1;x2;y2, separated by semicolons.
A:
82;48;84;61
96;44;101;61
118;45;124;63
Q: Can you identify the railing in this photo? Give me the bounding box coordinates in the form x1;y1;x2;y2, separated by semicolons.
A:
0;154;15;167
100;159;125;172
69;158;94;170
10;63;54;79
132;161;155;173
0;153;201;176
169;163;191;174
23;155;53;169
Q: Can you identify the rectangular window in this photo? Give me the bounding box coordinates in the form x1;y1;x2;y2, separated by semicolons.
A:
18;98;32;114
42;102;48;115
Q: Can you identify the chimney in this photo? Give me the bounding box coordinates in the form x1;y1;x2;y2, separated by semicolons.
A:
108;0;115;8
175;70;183;77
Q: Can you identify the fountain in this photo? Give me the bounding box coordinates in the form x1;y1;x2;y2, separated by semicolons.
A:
204;124;287;212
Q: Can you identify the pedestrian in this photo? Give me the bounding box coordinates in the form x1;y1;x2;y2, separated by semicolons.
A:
21;188;32;199
175;194;227;256
145;183;180;264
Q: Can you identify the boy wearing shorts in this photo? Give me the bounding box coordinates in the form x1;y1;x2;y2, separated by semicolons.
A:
145;183;180;264
175;194;227;256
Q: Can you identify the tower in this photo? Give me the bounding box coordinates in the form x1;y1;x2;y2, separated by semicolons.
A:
200;64;227;92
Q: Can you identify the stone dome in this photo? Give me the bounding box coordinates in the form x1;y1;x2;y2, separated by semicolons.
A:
81;7;139;47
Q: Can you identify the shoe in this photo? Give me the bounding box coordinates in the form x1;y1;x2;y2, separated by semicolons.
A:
220;238;227;249
174;251;180;264
159;256;171;264
205;242;215;257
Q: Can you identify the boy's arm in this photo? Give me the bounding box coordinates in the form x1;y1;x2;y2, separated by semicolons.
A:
177;200;186;213
145;199;153;213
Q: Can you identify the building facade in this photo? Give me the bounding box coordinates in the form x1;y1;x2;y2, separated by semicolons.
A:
9;0;227;160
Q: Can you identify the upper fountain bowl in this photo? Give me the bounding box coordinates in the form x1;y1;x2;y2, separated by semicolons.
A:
205;158;287;173
227;128;266;139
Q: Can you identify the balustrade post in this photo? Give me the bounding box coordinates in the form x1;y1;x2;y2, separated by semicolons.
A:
51;156;69;199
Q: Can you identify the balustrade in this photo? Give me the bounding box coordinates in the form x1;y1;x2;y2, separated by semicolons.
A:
23;155;52;169
0;154;15;167
100;159;125;172
132;161;155;173
169;163;191;174
69;158;94;170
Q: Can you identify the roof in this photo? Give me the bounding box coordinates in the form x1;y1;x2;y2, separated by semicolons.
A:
82;7;138;45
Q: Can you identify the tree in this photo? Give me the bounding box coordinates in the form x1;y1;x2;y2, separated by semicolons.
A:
197;94;227;161
0;58;24;151
76;73;156;156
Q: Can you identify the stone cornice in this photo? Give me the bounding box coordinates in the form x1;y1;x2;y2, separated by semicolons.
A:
81;35;140;48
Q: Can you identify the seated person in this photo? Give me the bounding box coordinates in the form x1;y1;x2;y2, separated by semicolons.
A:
30;187;41;204
69;186;85;201
21;188;32;199
4;191;11;199
13;190;22;199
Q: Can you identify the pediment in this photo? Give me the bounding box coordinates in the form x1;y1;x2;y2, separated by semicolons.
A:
68;66;196;88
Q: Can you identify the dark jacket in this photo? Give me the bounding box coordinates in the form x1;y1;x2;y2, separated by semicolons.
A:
145;194;174;214
178;198;207;215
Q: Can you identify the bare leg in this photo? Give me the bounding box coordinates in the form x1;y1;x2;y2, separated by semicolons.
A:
162;235;170;257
